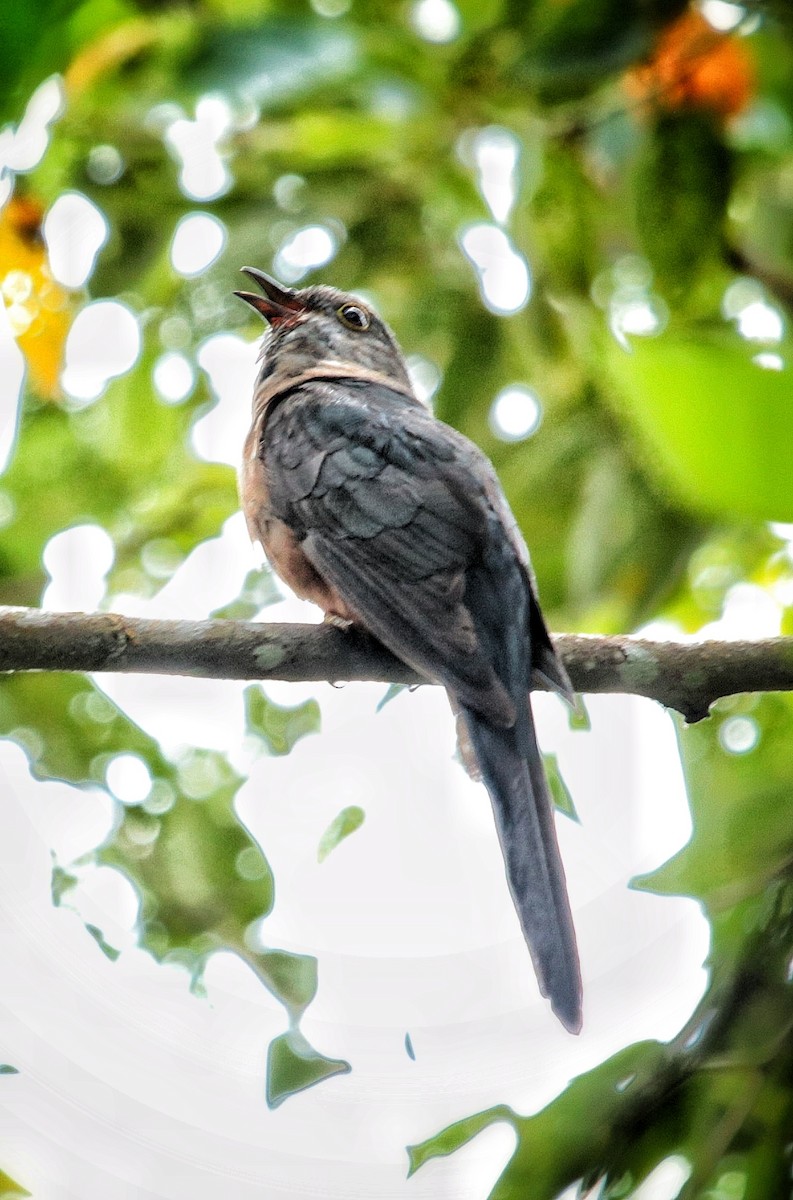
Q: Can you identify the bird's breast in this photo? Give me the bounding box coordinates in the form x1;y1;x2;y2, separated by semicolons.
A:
238;427;355;621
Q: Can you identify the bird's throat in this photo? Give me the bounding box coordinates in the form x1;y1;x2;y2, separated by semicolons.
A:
249;361;421;441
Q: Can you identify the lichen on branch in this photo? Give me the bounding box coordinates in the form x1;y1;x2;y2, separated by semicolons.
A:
0;607;790;722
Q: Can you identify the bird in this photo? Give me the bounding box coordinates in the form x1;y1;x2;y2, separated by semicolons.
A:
234;266;583;1033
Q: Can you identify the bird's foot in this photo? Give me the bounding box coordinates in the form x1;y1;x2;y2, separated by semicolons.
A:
323;612;353;631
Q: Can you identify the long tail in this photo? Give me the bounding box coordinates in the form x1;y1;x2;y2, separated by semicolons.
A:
463;699;582;1034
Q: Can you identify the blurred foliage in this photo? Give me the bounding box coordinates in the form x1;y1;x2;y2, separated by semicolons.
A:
3;0;793;1188
542;751;580;822
244;682;321;755
0;671;346;1104
0;1166;30;1198
317;802;365;861
266;1028;351;1110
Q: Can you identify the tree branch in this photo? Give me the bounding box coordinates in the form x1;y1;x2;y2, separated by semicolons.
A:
0;607;790;722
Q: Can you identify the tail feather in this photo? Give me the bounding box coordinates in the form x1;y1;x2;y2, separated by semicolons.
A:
463;700;582;1034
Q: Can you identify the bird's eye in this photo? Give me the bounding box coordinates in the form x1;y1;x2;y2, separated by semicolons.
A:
337;303;370;331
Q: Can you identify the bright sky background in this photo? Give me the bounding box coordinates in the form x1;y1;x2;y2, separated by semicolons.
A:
0;15;782;1192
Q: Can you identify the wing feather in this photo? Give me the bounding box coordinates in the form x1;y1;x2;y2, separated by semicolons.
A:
264;381;514;723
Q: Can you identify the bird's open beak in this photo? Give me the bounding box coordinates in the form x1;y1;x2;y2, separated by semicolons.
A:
234;267;304;324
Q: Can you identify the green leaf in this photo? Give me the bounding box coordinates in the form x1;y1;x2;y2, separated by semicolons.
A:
605;329;793;522
562;442;697;625
513;0;686;104
211;567;281;620
634;114;732;292
100;748;275;957
51;865;78;904
409;1042;669;1195
84;923;121;961
635;695;793;914
266;1028;350;1110
0;673;273;984
408;1105;517;1177
0;0;82;122
0;1066;19;1076
317;805;365;863
0;1168;29;1198
376;683;407;712
542;753;579;822
188;19;358;109
525;146;598;295
250;949;318;1020
244;684;321;756
568;696;591;731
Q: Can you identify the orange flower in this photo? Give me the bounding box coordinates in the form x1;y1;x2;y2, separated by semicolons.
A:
0;195;71;399
625;10;754;119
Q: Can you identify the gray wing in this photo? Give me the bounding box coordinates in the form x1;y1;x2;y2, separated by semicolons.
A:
263;379;518;724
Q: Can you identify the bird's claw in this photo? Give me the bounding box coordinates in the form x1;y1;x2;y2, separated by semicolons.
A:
323;612;353;631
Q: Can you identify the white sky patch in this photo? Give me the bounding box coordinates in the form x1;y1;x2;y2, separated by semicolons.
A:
718;715;759;755
489;385;542;441
431;1123;517;1200
700;0;745;32
61;300;141;403
105;754;152;806
0;305;25;474
632;1156;692;1200
619;300;665;335
170;212;227;277
410;0;460;42
43;192;109;289
42;523;114;612
273;225;337;283
472;127;520;224
102;518;254;754
723;278;784;342
753;351;784;371
722;276;764;318
193;332;259;466
609;293;669;349
701;581;781;640
735;300;784;342
153;351;195;404
1;75;64;174
406;354;441;406
460;223;531;314
65;863;141;951
164;95;233;202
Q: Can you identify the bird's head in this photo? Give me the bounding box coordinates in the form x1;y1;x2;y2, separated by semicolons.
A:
235;266;414;394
